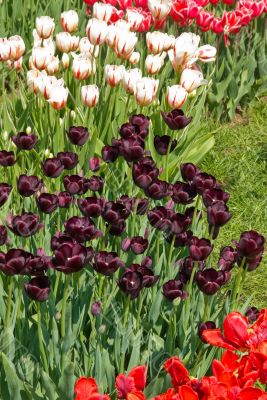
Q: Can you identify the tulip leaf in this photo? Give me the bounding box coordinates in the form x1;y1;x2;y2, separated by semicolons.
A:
1;351;22;400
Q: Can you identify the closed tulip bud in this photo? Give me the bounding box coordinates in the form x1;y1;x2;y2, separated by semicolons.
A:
91;301;102;316
36;193;59;214
60;10;79;33
148;0;172;19
62;53;70;69
72;56;95;80
24;276;51;302
115;31;138;59
129;52;140;65
0;183;12;207
58;191;74;208
234;230;265;262
122;68;142;94
31;47;53;70
36;16;55;39
67;126;89;146
0;151;16;167
42;157;64;178
56;32;79;53
154;135;177;155
93;2;113;22
17;175;43;197
52;242;88;274
132;157;159;189
81;85;99;108
102;145;119;163
47;86;68;110
145;54;165;75
79;37;99;58
7;212;43;237
207;201;232;233
180;68;207;93
134;77;159;106
163;279;188;301
189;236;213;261
86;18;108;45
89;157;101;172
118;270;143;299
166;85;188;108
93;251;124;276
105;65;125;87
196;45;216;63
46;56;60;75
180;163;199;182
0;225;7;246
161;109;192;130
8;35;26;61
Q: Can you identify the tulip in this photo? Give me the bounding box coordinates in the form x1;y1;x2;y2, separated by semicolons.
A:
145;179;172;200
36;193;59;214
0;249;30;275
7;213;42;237
102;145;119;163
177;256;197;283
78;197;105;218
202;188;230;207
148;0;172;19
122;236;148;255
166;85;188;108
24;276;51;302
73;56;95;80
180;68;207;93
193;172;216;194
145;54;165;75
46;56;60;75
0;151;16;167
148;206;175;232
47;86;68;110
86;18;108;45
189;236;213;261
36;16;55;39
60;10;79;33
122;68;142;94
105;65;125;87
62;53;70;69
196;268;228;295
52;242;88;273
135;198;149;215
93;2;113;22
0;225;7;246
0;38;11;61
146;31;170;54
172;32;200;68
26;70;46;94
172;182;197;205
115;31;138;59
134;77;159;106
64;216;102;243
129;114;150;134
103;201;130;224
89;157;101;172
234;230;265;263
207;200;232;228
31;47;53;70
113;136;145;162
180;163;200;182
56;32;79;53
129;52;140;65
118;271;143;299
51;232;77;251
196;44;217;63
57;152;78;170
198;321;216;342
8;35;26;61
218;246;237;271
245;307;260;323
17;175;43;197
79;37;99;58
91;301;102;316
63;175;88;195
109;220;126;236
42;157;64;178
126;8;144;30
93;251;124;276
67;126;89;146
162;279;188;301
81;85;99;108
86;176;104;192
126;264;159;287
161;109;192;131
12;132;37;151
55;192;72;209
132;157;159;189
0;183;12;207
154;135;177;155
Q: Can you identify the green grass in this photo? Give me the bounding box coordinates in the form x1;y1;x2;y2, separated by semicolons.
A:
201;98;267;308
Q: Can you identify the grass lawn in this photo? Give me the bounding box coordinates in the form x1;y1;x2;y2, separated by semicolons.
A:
200;98;267;308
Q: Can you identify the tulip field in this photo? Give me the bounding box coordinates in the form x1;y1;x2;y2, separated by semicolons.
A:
0;0;266;399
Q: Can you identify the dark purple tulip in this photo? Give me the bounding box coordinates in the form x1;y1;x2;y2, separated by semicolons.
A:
11;132;37;150
52;242;88;274
0;249;31;275
7;213;42;237
172;182;197;205
57;151;78;170
93;251;124;276
145;179;172;200
193;172;216;194
91;301;102;316
180;163;200;182
161;109;192;130
218;246;236;271
129;114;150;134
114;137;145;162
132;157;159;189
135;198;149;215
171;213;192;235
126;264;159;288
147;206;175;232
0;183;12;207
177;256;198;283
51;232;77;251
198;321;216;342
0;151;16;167
234;230;265;261
78;197;105;218
122;236;148;255
24;276;50;301
103;201;130;224
202;188;230;208
141;256;153;269
166;231;193;248
189;237;213;261
42;157;64;178
118;195;135;212
102;145;119;163
154;135;177;156
25;252;51;276
119;122;137;139
0;225;7;245
207;201;232;229
63;175;88;195
58;191;74;208
36;193;59;214
196;268;227;295
65;216;102;243
17;175;43;197
67;126;89;146
109;220;126;236
162;279;188;301
89;157;101;172
118;270;143;299
86;176;104;192
245;307;260;323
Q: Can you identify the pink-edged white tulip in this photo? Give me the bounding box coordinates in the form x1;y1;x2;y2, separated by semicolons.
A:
129;52;140;65
122;68;142;94
93;3;113;22
36;16;55;39
148;0;172;20
180;68;207;92
163;34;175;51
166;85;188;108
0;38;11;61
81;85;99;108
145;53;166;75
86;18;108;46
105;65;125;87
8;35;25;61
126;8;143;30
60;10;79;33
56;32;79;53
172;32;200;69
134;77;159;106
146;32;165;54
72;55;96;80
79;37;99;58
46;56;60;75
62;53;70;69
115;31;138;60
196;45;217;63
105;22;130;48
31;47;53;70
27;70;47;94
47;86;68;110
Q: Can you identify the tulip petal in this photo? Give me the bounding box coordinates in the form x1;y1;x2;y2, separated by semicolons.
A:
223;312;249;348
202;329;237;350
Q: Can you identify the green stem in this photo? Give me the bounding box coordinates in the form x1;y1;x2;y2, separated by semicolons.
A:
37;303;49;372
135;293;144;330
167;235;176;277
53;272;61;300
5;276;14;328
119;295;131;372
231;257;246;309
61;275;71;339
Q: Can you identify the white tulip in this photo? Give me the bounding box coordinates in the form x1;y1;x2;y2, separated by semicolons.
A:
115;31;138;59
31;47;53;70
129;52;140;65
47;86;68;109
166;85;188;108
148;0;172;20
27;70;47;93
122;68;142;94
56;32;79;53
126;8;143;30
145;54;165;75
93;3;113;22
172;32;200;68
46;56;60;75
105;65;125;87
81;85;99;108
62;53;70;69
196;45;217;63
180;68;207;92
134;77;159;106
60;10;79;33
8;35;25;61
86;18;108;45
79;37;99;57
36;16;55;39
0;38;11;61
72;55;95;80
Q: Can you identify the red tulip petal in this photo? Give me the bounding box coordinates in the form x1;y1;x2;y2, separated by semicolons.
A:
238;387;265;400
128;366;147;391
164;356;189;386
74;377;98;400
223;312;249;348
202;329;237;350
116;374;135;398
178;386;198;400
127;391;146;400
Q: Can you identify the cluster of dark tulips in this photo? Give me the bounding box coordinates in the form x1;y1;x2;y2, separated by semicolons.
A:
0;109;265;308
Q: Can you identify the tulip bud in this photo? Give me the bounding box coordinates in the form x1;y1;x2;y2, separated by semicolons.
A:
180;68;207;93
79;37;99;58
0;151;16;167
31;47;53;70
93;2;113;22
24;276;51;302
60;10;79;33
134;77;159;106
122;68;142;94
161;109;192;130
17;175;43;197
196;45;217;63
47;86;68;110
72;55;95;80
146;31;172;54
56;32;79;53
8;35;26;61
129;52;140;65
115;31;138;60
166;85;188;108
148;0;172;20
36;16;55;39
67;126;89;146
62;53;70;69
162;279;188;301
91;301;102;316
81;85;99;108
104;65;125;87
86;18;108;45
46;56;60;75
89;157;101;172
145;54;165;75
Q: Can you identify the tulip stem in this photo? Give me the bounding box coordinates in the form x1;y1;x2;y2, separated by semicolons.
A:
192;195;200;230
61;275;71;339
167;235;176;278
120;295;131;372
37;303;49;372
5;276;14;328
231;257;246;309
